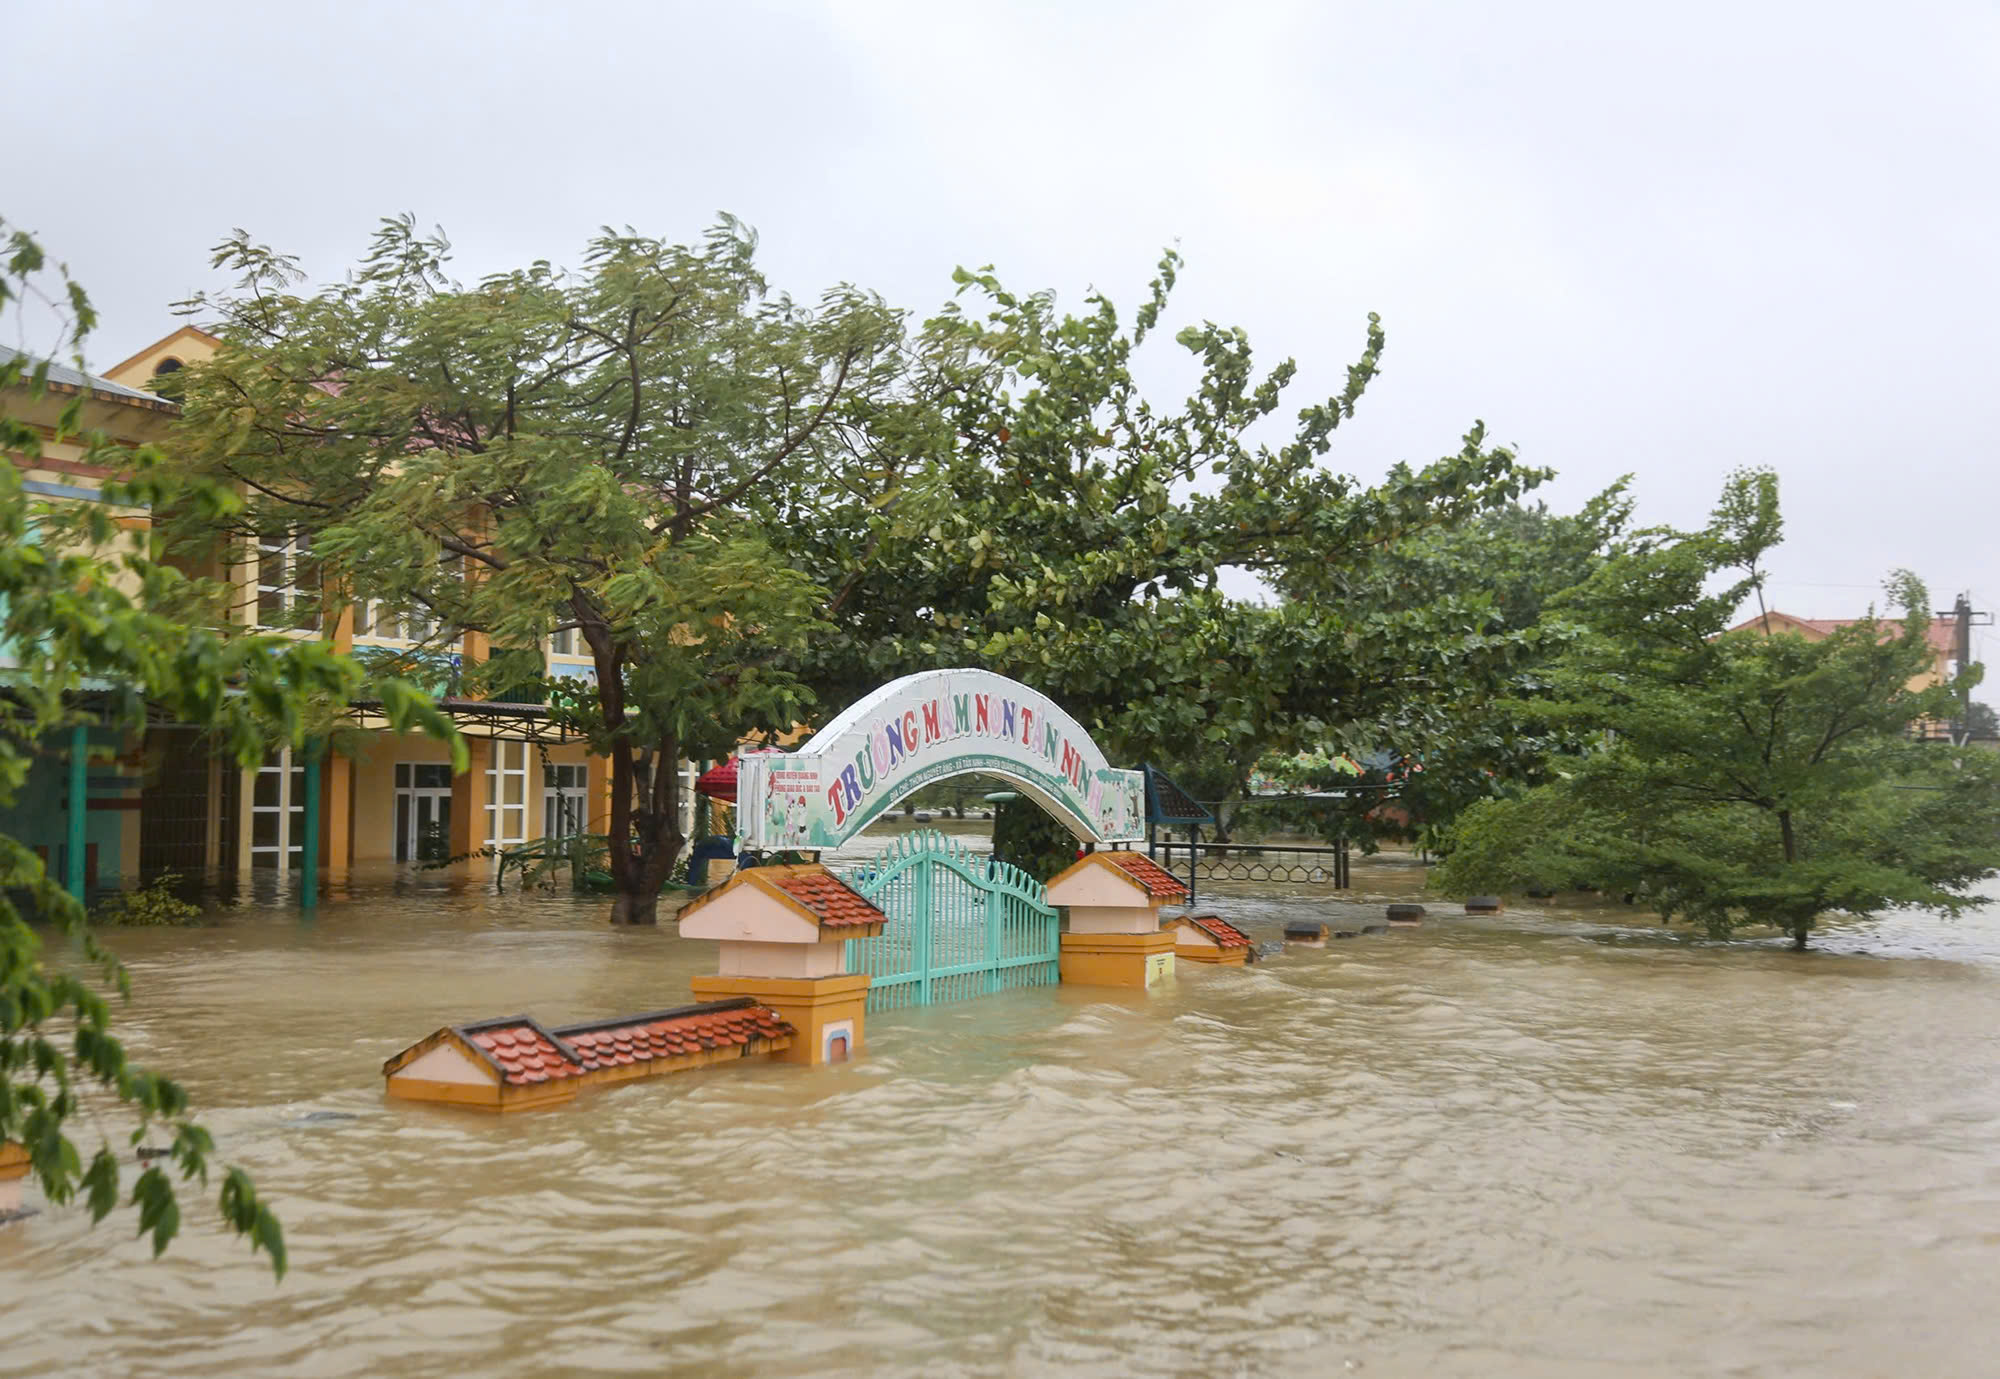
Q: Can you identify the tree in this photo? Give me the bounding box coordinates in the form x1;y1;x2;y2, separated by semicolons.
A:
165;218;912;924
1434;470;2000;949
782;253;1555;812
1268;485;1635;850
1;219;461;1273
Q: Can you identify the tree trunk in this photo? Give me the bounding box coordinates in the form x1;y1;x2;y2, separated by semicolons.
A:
610;889;659;926
1777;811;1811;948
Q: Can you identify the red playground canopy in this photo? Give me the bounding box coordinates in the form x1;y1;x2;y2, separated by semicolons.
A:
694;758;738;802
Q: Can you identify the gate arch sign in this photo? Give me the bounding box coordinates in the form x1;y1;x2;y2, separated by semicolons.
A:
734;670;1146;851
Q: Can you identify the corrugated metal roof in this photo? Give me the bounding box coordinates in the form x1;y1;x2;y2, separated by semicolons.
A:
0;346;176;410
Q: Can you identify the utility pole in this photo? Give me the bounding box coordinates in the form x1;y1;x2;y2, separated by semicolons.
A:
1937;593;1992;745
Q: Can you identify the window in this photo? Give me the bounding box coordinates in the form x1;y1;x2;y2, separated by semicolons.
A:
255;530;318;630
355;599;440;645
250;750;306;869
485;741;529;847
152;357;183;377
550;625;579;658
544;763;588;840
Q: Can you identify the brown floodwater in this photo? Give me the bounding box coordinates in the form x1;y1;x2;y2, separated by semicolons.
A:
5;835;2000;1378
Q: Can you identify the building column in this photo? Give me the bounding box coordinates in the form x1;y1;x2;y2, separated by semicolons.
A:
450;736;492;861
325;751;353;882
587;751;612;837
235;765;256;874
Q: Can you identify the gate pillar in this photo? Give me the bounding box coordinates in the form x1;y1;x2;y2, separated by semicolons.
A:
689;973;871;1065
1046;851;1188;990
678;864;884;1065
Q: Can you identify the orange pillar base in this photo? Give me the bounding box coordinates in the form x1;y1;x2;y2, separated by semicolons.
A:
0;1142;29;1218
690;972;870;1065
1059;930;1176;989
1173;946;1248;967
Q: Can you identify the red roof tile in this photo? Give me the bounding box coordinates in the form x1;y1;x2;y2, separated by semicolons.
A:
1184;913;1252;948
464;1021;582;1084
765;867;887;929
1728;611;1957;657
549;1001;796;1073
447;1001;794;1086
1103;851;1190;900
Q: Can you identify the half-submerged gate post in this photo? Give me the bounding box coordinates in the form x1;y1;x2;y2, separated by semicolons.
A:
1046;851;1188;990
681;862;882;1064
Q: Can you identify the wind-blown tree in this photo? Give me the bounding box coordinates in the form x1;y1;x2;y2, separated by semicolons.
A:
779;254;1556;844
1;220;459;1272
166;218;912;923
1434;470;2000;949
1267;484;1635;849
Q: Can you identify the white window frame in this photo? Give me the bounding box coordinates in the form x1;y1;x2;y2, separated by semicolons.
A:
254;531;317;630
249;749;305;870
485;741;530;848
543;763;588;840
354;598;442;647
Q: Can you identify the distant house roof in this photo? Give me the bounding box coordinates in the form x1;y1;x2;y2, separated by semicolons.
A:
1730;610;1956;657
102;324;222;381
676;862;887;931
0;345;177;414
1175;913;1252;948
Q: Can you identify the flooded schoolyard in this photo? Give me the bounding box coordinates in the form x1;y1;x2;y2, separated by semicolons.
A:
4;839;1999;1377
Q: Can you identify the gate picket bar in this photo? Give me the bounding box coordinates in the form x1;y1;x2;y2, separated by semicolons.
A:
844;830;1061;1011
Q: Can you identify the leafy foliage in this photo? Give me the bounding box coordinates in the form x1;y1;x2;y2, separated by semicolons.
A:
165;218;912;923
88;875;202;927
990;797;1078;883
785;252;1556;806
1434;470;2000;948
2;217;460;1275
1266;486;1634;849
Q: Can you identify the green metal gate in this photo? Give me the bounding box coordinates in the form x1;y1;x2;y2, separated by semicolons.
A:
844;829;1061;1011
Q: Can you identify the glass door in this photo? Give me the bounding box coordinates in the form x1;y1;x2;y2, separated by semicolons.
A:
395;763;455;862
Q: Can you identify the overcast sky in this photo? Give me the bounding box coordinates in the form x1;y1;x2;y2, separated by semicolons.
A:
9;1;1997;652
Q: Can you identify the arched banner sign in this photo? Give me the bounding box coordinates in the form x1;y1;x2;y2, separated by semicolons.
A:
735;670;1146;852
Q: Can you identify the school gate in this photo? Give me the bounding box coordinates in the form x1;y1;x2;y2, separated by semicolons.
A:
841;830;1060;1011
732;670;1143;1012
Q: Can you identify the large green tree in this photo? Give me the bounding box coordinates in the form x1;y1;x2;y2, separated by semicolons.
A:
781;253;1555;809
1263;484;1635;850
166;218;913;924
1;220;459;1272
1434;470;2000;949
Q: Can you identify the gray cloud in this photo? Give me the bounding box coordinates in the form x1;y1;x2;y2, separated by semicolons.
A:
9;0;1995;652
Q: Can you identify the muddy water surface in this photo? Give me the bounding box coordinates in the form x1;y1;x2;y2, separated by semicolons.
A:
4;845;1999;1378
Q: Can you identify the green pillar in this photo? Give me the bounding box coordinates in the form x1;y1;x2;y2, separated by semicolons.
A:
301;741;321;911
66;721;88;901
